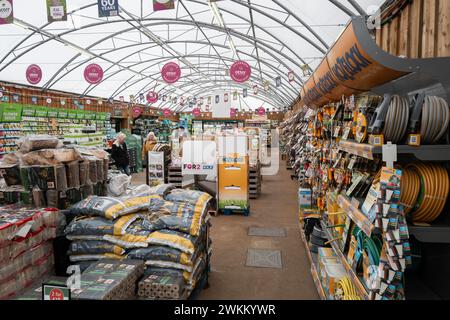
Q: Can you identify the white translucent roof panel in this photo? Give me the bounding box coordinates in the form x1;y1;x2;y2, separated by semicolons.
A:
0;0;384;111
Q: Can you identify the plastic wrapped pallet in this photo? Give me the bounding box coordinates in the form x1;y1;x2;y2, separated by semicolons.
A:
96;159;104;183
103;158;109;182
21;149;82;166
66;161;80;189
18;135;63;153
88;159;97;184
71;259;144;300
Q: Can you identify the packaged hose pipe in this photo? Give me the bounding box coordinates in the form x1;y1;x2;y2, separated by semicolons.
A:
382;95;410;144
419;96;450;144
79;161;88;186
66;161;80;189
18;135;63;153
403;163;449;223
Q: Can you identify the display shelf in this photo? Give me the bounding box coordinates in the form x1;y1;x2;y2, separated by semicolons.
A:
339;140;450;162
320;220;370;300
337;194;376;237
300;230;327;300
408;224;450;244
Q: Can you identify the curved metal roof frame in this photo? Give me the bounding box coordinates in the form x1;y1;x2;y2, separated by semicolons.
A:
0;0;377;110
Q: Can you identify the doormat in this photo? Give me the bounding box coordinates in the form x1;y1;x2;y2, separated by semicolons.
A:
248;227;287;237
245;249;282;269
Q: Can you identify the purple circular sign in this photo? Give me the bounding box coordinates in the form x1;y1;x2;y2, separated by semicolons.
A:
146;91;159;104
163;108;171;117
192;108;201;117
84;64;104;84
257;107;266;116
230;108;237;117
26;64;42;85
161;62;181;84
230;61;251;83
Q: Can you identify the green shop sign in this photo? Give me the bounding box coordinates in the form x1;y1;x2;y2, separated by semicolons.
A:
58;109;68;118
67;109;78;119
48;108;59;118
85;112;96;120
22;105;36;117
76;111;85;119
35;106;48;117
0;103;23;122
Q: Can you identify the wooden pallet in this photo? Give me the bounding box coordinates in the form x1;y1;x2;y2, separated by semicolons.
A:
220;208;250;216
168;166;183;188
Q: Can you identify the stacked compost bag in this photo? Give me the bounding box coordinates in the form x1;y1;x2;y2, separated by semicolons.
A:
65;184;213;299
0;135;109;209
0;205;61;299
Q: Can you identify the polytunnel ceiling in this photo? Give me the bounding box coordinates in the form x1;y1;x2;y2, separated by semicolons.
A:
0;0;385;111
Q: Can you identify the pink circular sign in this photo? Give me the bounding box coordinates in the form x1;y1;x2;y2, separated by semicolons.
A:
192;108;201;117
161;62;181;84
230;61;251;83
163;108;171;117
26;64;42;85
84;64;104;84
257;107;266;116
230;108;237;117
146;91;158;104
132;107;142;117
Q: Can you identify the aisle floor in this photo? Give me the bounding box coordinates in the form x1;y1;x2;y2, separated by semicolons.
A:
131;163;318;300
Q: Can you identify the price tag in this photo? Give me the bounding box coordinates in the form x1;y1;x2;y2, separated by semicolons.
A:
369;134;384;146
408;134;420;146
333;126;341;137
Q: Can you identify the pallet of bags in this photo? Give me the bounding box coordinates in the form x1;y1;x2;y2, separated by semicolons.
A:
15;276;68;300
0;205;61;299
71;259;144;300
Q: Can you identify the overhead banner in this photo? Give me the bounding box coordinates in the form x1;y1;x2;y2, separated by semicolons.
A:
211;90;231;118
98;0;119;17
47;0;67;22
26;64;42;85
146;91;158;104
230;61;251;83
0;0;14;25
161;62;181;84
153;0;175;12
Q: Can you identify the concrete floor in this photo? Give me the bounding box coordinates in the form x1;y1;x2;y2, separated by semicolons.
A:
131;164;318;300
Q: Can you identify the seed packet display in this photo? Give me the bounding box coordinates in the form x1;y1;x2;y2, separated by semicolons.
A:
148;151;165;186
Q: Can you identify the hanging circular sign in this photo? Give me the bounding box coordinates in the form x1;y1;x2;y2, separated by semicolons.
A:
146;91;159;104
230;61;251;83
192;108;201;117
257;107;266;116
161;62;181;84
86;99;91;105
132;106;142;117
46;98;52;104
26;64;42;85
230;108;237;117
0;0;13;20
163;108;171;117
84;64;104;84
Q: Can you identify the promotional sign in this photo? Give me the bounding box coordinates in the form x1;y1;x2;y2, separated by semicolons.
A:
230;108;237;117
26;64;42;85
192;107;201;117
35;106;48;117
46;0;67;22
148;151;165;186
146;91;158;103
48;108;59;118
161;62;181;84
243;88;248;98
182;140;217;176
256;107;266;116
163;108;171;117
84;64;104;84
0;103;22;122
253;84;259;95
0;0;13;25
153;0;175;11
275;76;281;88
58;109;68;118
22;105;36;117
288;70;295;82
42;284;70;300
224;92;229;103
97;0;119;17
230;61;251;83
132;106;142;118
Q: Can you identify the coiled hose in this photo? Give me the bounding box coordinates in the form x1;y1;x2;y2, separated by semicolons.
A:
420;96;450;144
383;95;410;144
335;277;362;300
401;163;449;223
